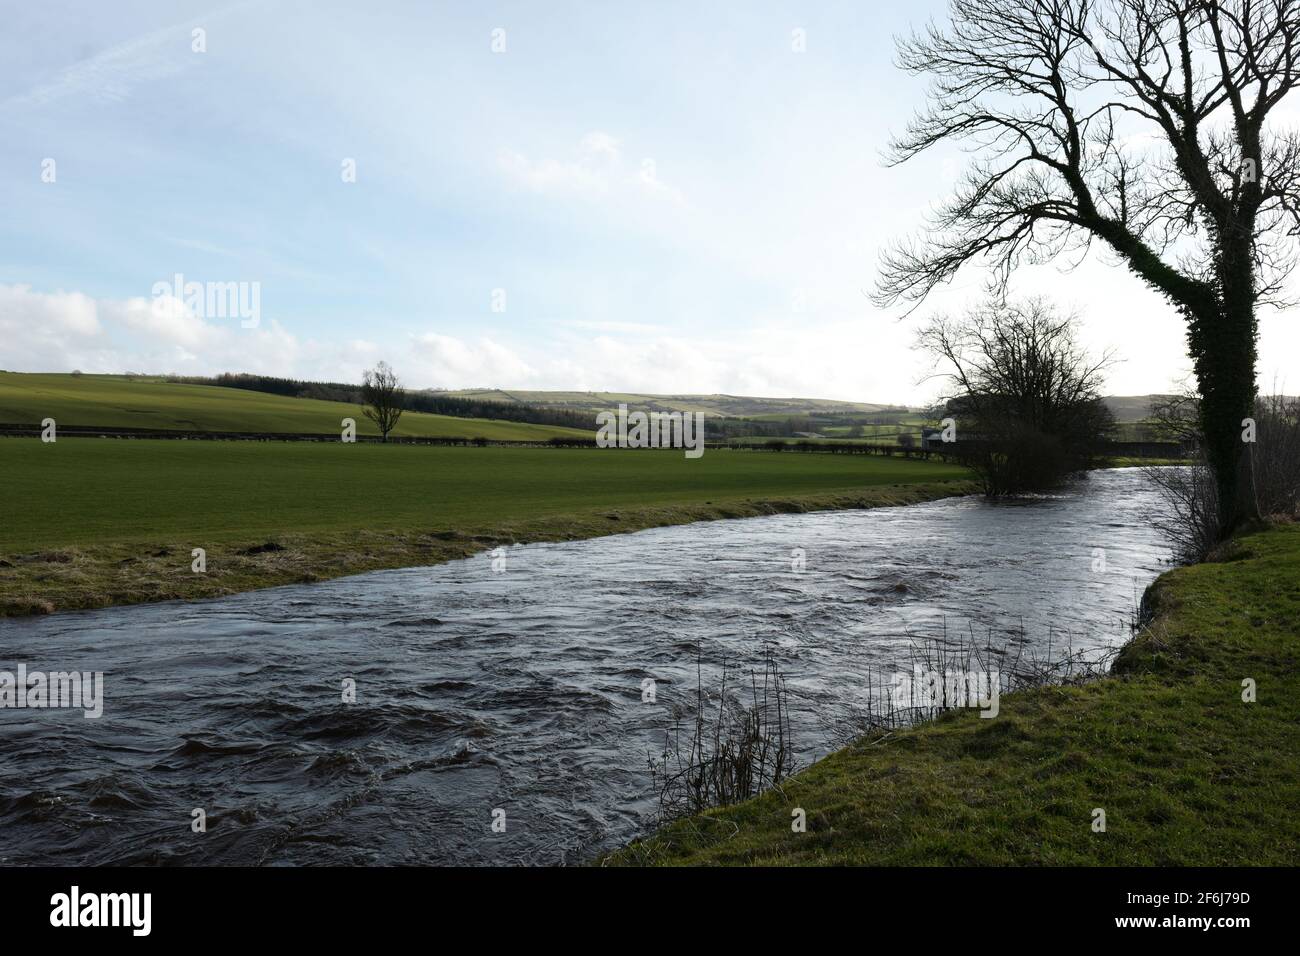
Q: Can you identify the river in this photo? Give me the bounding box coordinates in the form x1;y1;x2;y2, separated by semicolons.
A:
0;468;1174;865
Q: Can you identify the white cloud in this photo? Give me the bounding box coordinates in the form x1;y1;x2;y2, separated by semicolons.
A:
497;149;611;199
497;131;685;206
115;295;217;350
634;157;685;205
0;282;937;403
580;131;621;162
408;332;536;387
6;279;1294;407
559;319;667;334
0;285;102;370
0;283;307;378
0;284;100;336
402;323;923;403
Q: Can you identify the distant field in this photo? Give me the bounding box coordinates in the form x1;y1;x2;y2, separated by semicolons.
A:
0;372;591;440
729;435;906;447
442;388;897;418
441;388;1193;425
730;428;928;447
1103;394;1167;422
2;440;971;550
817;424;919;442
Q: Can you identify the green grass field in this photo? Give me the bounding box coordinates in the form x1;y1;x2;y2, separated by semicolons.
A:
0;372;591;440
0;438;974;614
605;522;1300;866
1;441;970;549
813;424;922;443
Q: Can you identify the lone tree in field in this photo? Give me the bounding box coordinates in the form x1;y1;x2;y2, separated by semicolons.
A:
875;0;1300;532
362;361;404;442
918;298;1116;492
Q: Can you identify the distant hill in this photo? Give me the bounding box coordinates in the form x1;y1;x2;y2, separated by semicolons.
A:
1102;393;1296;426
445;388;1192;424
438;389;903;419
0;373;592;440
0;373;1197;437
1103;394;1176;422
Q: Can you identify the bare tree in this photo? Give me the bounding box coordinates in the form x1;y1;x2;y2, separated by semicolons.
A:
1148;388;1205;445
917;298;1116;492
875;0;1300;532
361;361;404;442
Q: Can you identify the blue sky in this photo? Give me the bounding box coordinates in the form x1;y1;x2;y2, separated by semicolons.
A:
2;0;1297;403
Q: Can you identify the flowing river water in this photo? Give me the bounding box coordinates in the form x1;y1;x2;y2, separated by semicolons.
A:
0;468;1174;866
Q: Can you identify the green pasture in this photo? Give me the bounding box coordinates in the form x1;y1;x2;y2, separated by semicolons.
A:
0;372;590;440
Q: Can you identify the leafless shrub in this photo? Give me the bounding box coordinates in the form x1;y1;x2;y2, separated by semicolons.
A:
825;620;1118;747
1143;456;1222;564
648;650;795;823
1143;391;1298;562
652;623;1131;822
1250;393;1300;518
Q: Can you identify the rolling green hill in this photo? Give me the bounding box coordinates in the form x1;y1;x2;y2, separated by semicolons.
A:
1102;394;1172;423
0;372;592;440
440;388;900;418
0;373;1194;441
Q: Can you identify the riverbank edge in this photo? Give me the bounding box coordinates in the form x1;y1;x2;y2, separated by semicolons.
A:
0;479;980;618
602;520;1300;865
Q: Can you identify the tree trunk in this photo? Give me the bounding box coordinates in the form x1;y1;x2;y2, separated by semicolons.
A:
1186;241;1260;535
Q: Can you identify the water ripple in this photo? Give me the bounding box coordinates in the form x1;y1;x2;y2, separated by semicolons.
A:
0;469;1173;865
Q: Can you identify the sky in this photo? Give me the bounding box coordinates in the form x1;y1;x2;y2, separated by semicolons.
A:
2;0;1297;405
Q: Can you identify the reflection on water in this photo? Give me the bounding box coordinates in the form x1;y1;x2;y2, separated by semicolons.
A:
0;469;1173;865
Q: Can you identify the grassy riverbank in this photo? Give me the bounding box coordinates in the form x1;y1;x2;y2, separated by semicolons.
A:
0;439;973;616
605;521;1300;866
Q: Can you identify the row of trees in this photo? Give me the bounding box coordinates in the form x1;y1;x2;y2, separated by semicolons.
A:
166;371;594;431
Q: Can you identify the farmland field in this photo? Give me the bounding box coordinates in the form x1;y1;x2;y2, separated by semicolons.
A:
2;440;970;549
0;372;591;440
442;388;894;418
0;438;974;614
